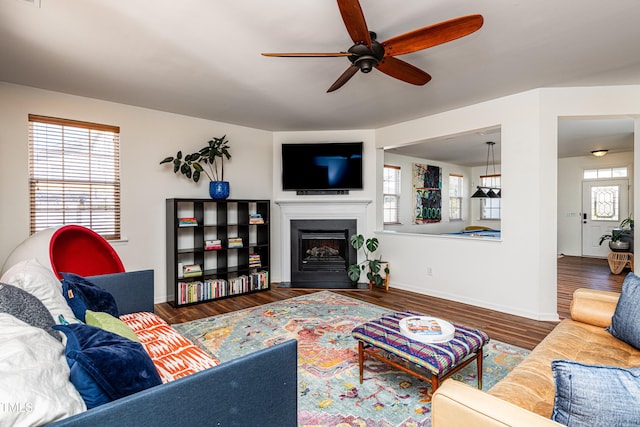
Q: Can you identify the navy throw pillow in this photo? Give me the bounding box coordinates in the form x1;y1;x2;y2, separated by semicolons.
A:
607;271;640;350
61;273;119;322
54;323;161;409
551;360;640;426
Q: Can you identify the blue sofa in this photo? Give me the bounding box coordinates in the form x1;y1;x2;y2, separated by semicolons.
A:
47;270;298;426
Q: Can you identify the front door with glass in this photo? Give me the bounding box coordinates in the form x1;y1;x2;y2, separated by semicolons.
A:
582;179;630;258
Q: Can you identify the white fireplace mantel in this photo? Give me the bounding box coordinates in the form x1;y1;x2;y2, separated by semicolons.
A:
275;199;371;282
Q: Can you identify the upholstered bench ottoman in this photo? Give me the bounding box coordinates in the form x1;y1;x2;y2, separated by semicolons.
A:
352;311;489;392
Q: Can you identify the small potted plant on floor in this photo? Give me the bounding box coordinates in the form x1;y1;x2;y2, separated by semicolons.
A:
347;234;390;288
160;135;232;199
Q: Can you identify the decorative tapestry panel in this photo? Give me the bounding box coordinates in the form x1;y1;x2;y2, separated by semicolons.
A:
413;163;442;224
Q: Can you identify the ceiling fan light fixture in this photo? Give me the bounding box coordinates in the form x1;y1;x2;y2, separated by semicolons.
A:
354;55;377;73
591;149;608;157
262;0;483;92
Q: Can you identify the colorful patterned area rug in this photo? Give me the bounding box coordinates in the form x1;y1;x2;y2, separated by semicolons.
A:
172;291;529;427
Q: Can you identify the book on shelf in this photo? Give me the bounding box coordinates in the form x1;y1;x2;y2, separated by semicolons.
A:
177;271;269;304
249;213;264;224
182;264;202;278
249;253;261;268
178;217;198;227
228;237;243;248
250;270;269;291
205;239;222;250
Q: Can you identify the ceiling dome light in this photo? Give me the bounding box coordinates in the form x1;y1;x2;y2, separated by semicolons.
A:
591;150;608;157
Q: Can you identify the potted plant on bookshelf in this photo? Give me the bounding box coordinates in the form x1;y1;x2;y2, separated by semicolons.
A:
347;234;390;289
160;135;232;199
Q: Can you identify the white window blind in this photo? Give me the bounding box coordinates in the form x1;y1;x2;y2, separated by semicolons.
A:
28;114;121;239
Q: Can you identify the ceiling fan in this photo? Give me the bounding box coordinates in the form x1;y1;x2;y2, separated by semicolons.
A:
262;0;484;92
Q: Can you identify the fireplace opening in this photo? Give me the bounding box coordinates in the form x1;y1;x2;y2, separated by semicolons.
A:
300;231;348;272
289;219;357;287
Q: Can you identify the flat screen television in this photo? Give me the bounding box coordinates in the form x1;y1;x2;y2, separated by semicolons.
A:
282;142;363;192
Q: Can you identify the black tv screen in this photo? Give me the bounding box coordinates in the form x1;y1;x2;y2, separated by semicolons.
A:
282;142;363;191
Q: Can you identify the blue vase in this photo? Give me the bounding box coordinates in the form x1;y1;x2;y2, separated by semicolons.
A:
209;181;230;200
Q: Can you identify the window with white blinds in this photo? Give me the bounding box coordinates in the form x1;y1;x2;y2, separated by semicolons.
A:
449;174;463;220
383;165;401;224
28;115;121;239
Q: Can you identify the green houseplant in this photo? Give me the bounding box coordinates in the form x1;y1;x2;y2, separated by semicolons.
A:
598;230;625;246
620;214;634;230
599;215;633;252
160;135;231;199
347;234;390;287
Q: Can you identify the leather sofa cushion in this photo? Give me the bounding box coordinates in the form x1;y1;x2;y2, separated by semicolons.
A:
488;318;640;418
570;288;619;327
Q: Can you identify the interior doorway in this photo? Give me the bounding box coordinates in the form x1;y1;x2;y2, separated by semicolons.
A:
581;178;630;258
557;117;635;260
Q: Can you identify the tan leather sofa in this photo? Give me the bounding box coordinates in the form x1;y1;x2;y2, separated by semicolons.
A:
432;288;640;426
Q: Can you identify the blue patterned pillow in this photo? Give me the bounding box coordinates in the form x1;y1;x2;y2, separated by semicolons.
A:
53;323;161;409
607;272;640;349
551;360;640;426
61;273;119;322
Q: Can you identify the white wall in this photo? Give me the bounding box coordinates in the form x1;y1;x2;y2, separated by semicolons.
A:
375;86;640;321
0;82;273;303
270;130;378;281
558;152;634;256
2;81;639;319
383;151;475;234
381;156;504;234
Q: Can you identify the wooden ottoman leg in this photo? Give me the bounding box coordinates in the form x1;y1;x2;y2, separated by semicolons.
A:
358;341;364;384
431;375;440;393
476;348;484;390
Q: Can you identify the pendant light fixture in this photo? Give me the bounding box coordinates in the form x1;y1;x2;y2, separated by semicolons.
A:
471;141;501;198
471;186;488;198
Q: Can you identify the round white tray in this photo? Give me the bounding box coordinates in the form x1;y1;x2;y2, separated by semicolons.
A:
399;316;455;344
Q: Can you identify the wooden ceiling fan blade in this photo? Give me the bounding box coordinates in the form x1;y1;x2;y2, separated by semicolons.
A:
337;0;371;48
382;14;484;57
327;65;359;92
262;52;353;57
376;57;431;86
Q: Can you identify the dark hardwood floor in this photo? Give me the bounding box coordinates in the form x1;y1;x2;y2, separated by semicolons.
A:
155;256;628;351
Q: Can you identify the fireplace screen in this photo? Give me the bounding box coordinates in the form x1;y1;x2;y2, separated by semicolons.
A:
290;219;357;284
300;231;348;271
